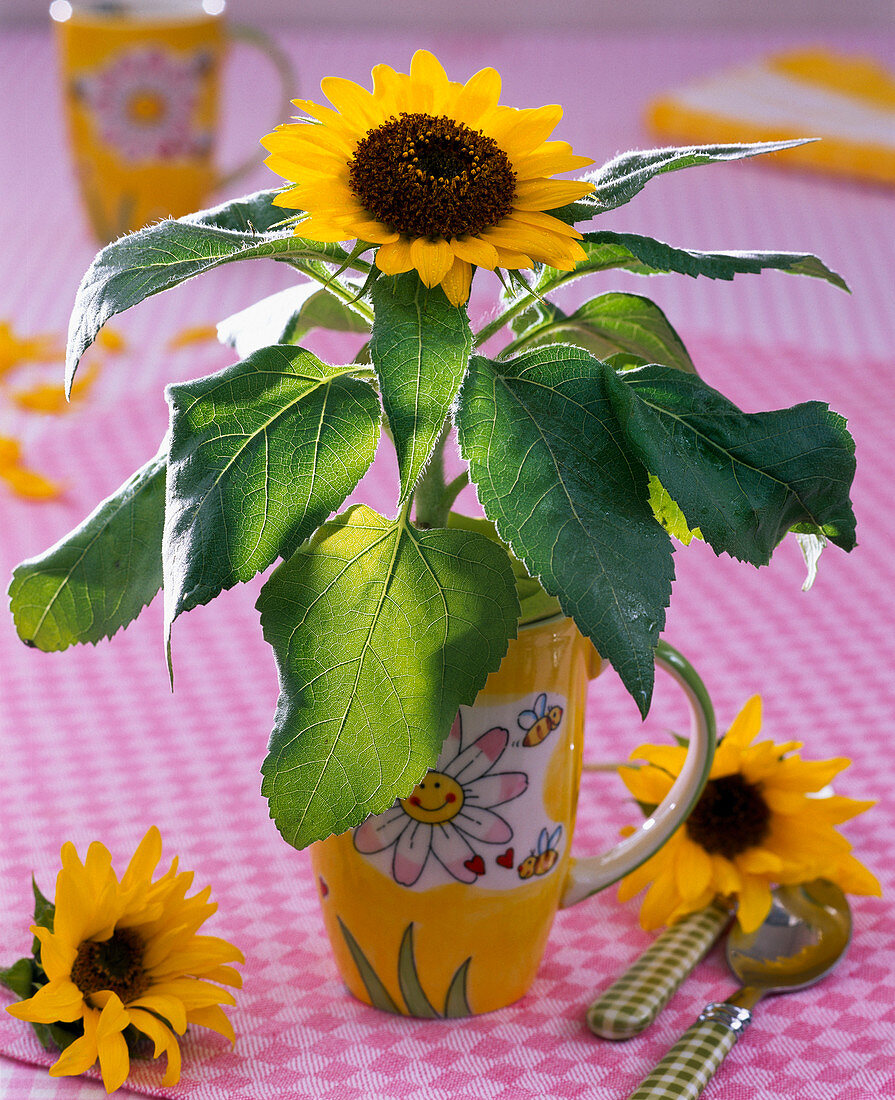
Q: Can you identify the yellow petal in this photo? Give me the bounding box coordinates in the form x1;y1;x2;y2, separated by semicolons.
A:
321;75;383;130
724;695;762;748
639;867;683;930
121;826;162;891
484;103;563;157
128;1008;182;1086
0;462;62;499
490;245;534;271
448;235;500;269
49;1007;99;1078
736;875;773;933
513;178;595;211
675;839;714;900
513;143;594;180
829;852;882;896
375;238;415;275
450;66;502;126
441;258;473;306
736;847;784;875
31;927;76;981
186;1003;236;1044
126;992;188;1035
409;237;455;288
507;208;584;239
409;49;450;112
6;978;85;1024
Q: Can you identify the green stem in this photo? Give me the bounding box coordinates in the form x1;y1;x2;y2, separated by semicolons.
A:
412;423;451;529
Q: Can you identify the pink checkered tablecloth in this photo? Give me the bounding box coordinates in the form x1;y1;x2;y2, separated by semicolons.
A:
1;25;894;1100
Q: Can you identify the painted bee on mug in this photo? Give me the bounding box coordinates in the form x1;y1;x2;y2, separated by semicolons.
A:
517;825;563;879
517;692;563;747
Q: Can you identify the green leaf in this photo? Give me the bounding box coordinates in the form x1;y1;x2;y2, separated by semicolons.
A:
507;292;696;373
553;140;815;222
370;274;473;501
606;364;857;564
0;958;36;1000
218;283;371;359
456;346;674;716
164;346;381;636
65;189;357;391
544;231;849;293
258;505;519;847
9;447;166;651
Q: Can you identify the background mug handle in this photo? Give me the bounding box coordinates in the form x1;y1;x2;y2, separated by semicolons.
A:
561;640;716;908
216;23;296;192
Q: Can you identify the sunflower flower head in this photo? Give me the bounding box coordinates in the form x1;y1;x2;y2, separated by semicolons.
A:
617;696;881;933
4;828;243;1093
261;49;595;305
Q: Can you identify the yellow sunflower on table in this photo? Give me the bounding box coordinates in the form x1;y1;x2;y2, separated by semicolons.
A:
617;696;880;933
261;49;594;306
5;827;242;1093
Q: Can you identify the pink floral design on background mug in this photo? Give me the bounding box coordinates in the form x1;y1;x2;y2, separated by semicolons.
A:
50;0;293;241
311;613;716;1018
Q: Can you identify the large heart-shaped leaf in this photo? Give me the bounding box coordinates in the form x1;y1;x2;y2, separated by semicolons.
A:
9;446;166;650
538;232;848;293
553;139;812;222
370;274;472;501
506;292;696;373
164;346;381;636
606;364;857;563
65;189;357;390
258;505;519;848
456;346;674;716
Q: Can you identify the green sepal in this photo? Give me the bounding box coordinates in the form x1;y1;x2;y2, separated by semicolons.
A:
0;958;36;1000
163;345;381;639
456;345;674;716
369;273;472;502
606;364;857;564
258;505;519;848
9;446;166;651
65;189;360;391
551;139;816;223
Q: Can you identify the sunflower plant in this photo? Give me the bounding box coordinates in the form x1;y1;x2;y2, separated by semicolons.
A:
10;51;858;853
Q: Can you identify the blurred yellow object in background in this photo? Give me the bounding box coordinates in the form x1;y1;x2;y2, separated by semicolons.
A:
648;49;895;187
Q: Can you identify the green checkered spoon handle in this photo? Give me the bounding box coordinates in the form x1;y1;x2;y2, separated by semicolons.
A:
625;880;852;1100
587;902;730;1039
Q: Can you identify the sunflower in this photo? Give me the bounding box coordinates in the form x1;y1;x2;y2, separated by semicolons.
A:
617;696;880;933
261;49;594;305
6;827;243;1093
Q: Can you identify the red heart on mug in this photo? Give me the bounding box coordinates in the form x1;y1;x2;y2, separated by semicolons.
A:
496;848;514;868
464;855;486;876
318;876;329;898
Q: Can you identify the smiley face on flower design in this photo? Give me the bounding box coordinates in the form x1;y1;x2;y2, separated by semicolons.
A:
354;713;528;886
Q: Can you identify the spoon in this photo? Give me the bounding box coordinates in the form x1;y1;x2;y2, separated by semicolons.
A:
626;879;852;1100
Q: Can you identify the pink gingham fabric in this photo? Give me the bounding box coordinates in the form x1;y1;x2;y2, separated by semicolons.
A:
2;26;894;1100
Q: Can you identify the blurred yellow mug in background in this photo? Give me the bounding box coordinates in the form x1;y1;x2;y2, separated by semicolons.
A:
50;0;294;242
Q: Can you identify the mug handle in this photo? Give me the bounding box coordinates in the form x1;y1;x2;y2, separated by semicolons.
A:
216;24;296;191
560;640;715;908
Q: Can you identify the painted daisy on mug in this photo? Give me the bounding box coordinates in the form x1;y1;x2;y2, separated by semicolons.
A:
2;828;242;1093
261;49;594;305
616;697;881;933
354;711;528;886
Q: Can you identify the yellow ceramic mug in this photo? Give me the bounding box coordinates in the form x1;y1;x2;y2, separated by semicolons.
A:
50;0;294;241
311;614;715;1017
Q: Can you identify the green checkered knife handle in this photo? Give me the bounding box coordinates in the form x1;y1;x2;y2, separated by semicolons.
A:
587;902;730;1039
627;1005;751;1100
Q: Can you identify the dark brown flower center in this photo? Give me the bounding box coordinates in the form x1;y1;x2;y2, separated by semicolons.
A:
685;774;771;860
70;927;150;1003
348;112;516;239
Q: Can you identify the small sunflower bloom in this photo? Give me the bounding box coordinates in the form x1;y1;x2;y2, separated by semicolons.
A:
6;828;243;1093
261;50;595;306
617;696;880;933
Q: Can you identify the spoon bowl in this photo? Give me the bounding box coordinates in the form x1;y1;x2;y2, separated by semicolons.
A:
626;879;852;1100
